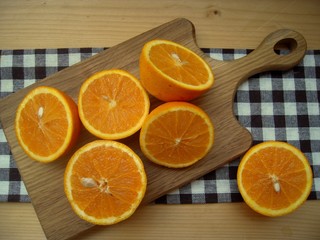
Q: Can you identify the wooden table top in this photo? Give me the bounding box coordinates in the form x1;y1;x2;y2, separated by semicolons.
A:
1;0;319;239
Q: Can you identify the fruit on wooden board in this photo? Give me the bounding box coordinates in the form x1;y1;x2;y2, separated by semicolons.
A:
78;69;150;140
139;101;214;168
140;39;214;102
64;140;147;225
15;86;80;163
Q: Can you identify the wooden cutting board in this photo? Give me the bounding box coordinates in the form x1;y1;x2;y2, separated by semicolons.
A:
0;18;306;240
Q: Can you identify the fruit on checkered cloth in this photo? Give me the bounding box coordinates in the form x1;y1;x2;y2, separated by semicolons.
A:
15;86;80;163
139;39;214;101
78;69;150;140
139;102;214;168
237;141;313;217
64;140;147;225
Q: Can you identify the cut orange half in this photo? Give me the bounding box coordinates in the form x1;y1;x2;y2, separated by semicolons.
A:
139;39;214;102
15;86;81;163
78;69;150;140
237;141;313;217
139;102;214;168
64;140;147;225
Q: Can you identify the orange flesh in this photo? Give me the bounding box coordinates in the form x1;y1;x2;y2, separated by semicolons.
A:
70;145;144;218
18;93;68;157
149;44;210;86
241;147;308;210
81;73;147;134
144;110;211;165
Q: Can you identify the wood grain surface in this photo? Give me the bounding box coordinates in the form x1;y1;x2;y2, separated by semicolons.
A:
1;1;319;240
0;18;308;240
0;0;319;50
0;201;320;240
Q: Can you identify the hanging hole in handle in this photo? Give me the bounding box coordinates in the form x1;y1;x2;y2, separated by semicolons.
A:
273;38;298;56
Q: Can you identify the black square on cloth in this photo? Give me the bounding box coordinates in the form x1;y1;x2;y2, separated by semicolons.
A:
35;66;46;80
230;193;243;202
205;193;218;203
272;90;285;102
297;115;310;127
180;194;193;204
9;168;21;181
249;90;261;103
295;90;308;102
293;66;306;78
299;140;312;153
8;194;20;202
274;115;286;127
11;67;24;80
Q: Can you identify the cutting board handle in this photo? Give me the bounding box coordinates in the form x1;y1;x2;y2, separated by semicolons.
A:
250;29;307;70
216;29;307;87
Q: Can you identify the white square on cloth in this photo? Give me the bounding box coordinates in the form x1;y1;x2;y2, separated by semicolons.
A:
23;54;35;68
310;127;320;141
237;102;251;116
258;77;272;91
261;102;274;115
312;152;320;165
262;128;276;140
0;54;13;67
45;53;58;67
20;182;28;195
286;128;300;141
0;155;10;168
190;180;205;194
68;53;81;66
303;54;316;67
216;179;231;194
0;129;7;142
282;78;296;91
284;102;298;115
24;79;36;88
0;182;9;195
0;79;13;92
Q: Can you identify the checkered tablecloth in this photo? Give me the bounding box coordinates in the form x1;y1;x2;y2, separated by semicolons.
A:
0;48;319;203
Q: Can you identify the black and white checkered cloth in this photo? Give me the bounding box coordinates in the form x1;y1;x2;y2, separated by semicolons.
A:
0;48;319;203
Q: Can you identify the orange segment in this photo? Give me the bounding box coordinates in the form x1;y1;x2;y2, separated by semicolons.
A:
15;86;80;163
237;141;313;217
139;102;214;168
139;39;214;101
78;69;150;140
64;140;147;225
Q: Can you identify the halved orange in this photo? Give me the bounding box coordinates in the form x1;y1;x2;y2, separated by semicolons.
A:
139;39;214;102
64;140;147;225
237;141;313;217
15;86;81;163
78;69;150;140
139;102;214;168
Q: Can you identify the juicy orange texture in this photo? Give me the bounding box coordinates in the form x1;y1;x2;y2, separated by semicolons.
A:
64;140;147;225
140;39;214;102
78;69;150;140
237;141;313;217
139;102;214;168
15;86;80;162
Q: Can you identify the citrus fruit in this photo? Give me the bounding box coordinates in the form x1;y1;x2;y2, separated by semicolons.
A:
139;102;214;168
15;86;80;163
64;140;147;225
237;141;313;217
139;39;214;102
78;69;150;140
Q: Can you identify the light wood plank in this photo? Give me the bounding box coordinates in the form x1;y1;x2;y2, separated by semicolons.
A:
0;0;319;49
0;201;319;240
